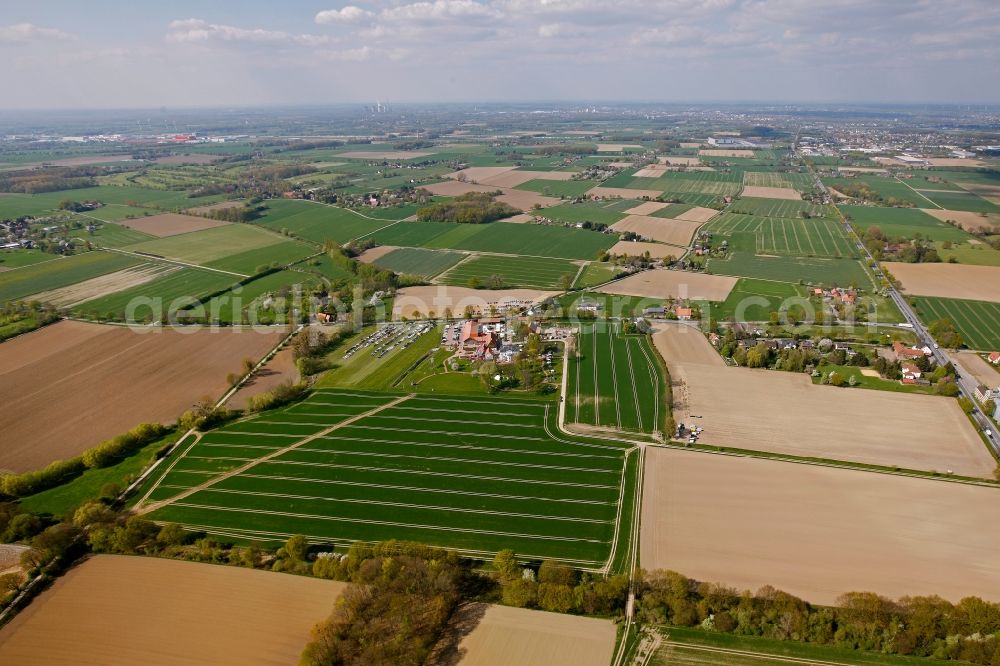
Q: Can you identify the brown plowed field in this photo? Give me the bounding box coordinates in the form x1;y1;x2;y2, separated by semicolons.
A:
675;206;719;223
0;555;345;665
624;201;670;216
652;326;996;477
600;270;737;302
641;447;1000;605
886;262;1000;303
954;351;1000;388
430;603;615;666
228;347;301;410
356;245;399;264
117;213;230;237
611;215;702;247
0;320;284;472
609;241;682;259
920;208;1000;232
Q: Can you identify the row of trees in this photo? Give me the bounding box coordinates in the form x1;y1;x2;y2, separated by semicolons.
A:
637;570;1000;664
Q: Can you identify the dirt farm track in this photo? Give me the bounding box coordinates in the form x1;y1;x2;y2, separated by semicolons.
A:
0;320;284;473
0;555;345;665
641;447;1000;606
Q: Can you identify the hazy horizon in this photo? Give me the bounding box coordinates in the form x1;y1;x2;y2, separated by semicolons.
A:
2;0;999;110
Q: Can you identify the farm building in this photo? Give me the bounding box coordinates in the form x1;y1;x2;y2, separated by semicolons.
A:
459;318;503;359
892;341;926;362
989;352;1000;365
675;307;693;320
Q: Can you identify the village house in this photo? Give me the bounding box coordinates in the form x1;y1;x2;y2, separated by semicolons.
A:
974;384;993;404
459;318;503;359
892;341;925;361
675;306;693;320
989;352;1000;365
901;362;922;380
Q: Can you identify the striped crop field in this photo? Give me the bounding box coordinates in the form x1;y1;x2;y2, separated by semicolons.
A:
729;197;830;219
439;254;581;289
704;213;856;258
567;322;667;436
139;389;631;567
911;296;1000;351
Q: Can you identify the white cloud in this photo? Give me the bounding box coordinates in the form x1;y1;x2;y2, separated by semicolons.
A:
315;6;374;25
0;23;74;43
166;18;330;46
380;1;502;23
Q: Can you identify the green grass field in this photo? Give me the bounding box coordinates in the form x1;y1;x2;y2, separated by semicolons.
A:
575;262;619;288
911;296;1000;350
369;247;466;278
0;249;58;270
515;179;598;198
204;239;315;274
705;213;856;258
141;388;628;565
255;199;397;245
567;322;666;435
426;222;616;260
440;254;580;289
0;250;142;302
823;176;930;208
708;252;871;288
540;201;631;226
916;189;1000;213
838;204;971;242
934;240;1000;266
76;222;156;248
712;278;809;321
0;186;224;220
72;266;237;320
124;224;294;271
317;323;443;389
728;197;830;219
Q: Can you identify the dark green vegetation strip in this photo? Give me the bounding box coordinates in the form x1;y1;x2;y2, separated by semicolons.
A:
0;250;142;302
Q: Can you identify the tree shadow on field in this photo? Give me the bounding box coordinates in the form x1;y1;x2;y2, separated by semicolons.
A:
425;601;488;666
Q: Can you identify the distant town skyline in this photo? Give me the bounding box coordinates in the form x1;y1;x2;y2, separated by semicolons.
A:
2;0;998;109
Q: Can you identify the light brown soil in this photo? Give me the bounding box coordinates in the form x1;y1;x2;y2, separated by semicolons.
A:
641;447;1000;605
886;262;1000;303
587;186;663;200
0;555;345;665
446;167;517;183
659;156;702;166
185;200;245;215
356;245;399;264
228;347;301;410
497;213;534;224
430;602;615;666
920;208;999;232
0;544;28;575
740;186;802;200
152;154;224;165
608;241;682;259
674;206;719;223
652;326;996;477
392;286;557;319
116;213;231;238
595;143;643;152
458;169;575;189
0;266;9;273
600;270;737;301
0;320;284;473
926;158;988;168
624;201;670;216
699;149;754;157
680;142;703;148
338;150;434;159
860;368;882;378
957;182;1000;204
495;189;560;211
610;215;702;247
954;351;1000;388
633;166;670;178
419;181;559;212
28;264;177;308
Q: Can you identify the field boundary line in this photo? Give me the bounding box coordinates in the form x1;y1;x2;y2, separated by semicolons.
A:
101;246;249;278
894;176;942;209
136;393;412;515
658;639;850;666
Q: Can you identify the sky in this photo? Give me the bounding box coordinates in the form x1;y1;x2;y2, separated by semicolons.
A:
1;0;999;109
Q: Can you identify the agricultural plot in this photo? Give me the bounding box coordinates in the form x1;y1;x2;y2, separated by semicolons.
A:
568;322;666;435
318;323;443;389
885;262;1000;303
440;254;580;290
0;250;142;303
140;390;629;566
658;191;722;207
708;253;871;288
704;213;856;258
370;247;466;278
423;222;616;261
255;199;396;245
712;278;809;321
742;171;794;188
628;177;741;197
911;296;1000;350
822;176;928;207
515;179;598;198
839;204;971;242
77;222;156;247
72;268;237;321
111;212;230;237
729;197;829;219
204;239;315;275
538;200;630;226
0;186;224;220
123;224;299;273
917;189;1000;213
0;249;55;269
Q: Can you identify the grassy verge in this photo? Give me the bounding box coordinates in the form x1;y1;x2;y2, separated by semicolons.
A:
654;626;957;665
18;433;178;518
